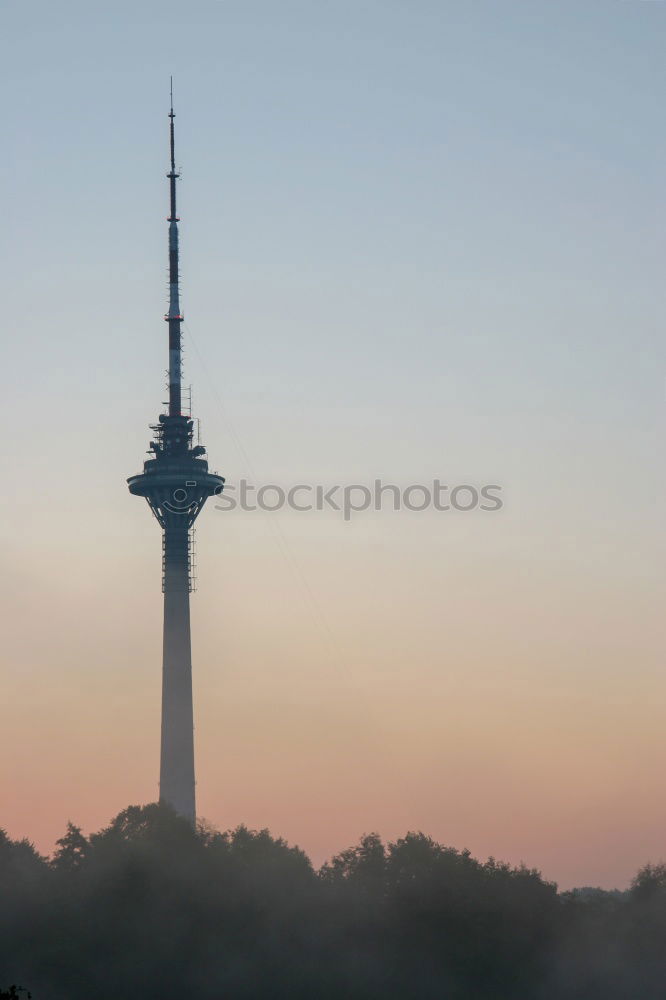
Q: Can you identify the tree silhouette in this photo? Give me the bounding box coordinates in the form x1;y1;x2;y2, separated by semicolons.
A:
52;823;89;873
630;862;666;902
1;804;666;999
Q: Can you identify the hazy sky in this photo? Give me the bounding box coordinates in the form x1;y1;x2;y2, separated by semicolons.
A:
2;0;665;889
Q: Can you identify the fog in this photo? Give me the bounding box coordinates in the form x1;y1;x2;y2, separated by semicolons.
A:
2;803;666;998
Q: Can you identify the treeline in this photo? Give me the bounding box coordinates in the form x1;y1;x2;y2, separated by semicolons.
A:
2;803;666;998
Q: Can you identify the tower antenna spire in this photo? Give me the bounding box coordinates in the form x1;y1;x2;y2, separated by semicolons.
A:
166;77;183;416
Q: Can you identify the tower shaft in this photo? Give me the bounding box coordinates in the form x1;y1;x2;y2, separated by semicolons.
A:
160;525;195;823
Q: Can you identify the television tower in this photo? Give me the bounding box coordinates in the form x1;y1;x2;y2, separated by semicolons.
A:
128;84;224;826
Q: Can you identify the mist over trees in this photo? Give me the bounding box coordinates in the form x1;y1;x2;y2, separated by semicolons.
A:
2;804;665;999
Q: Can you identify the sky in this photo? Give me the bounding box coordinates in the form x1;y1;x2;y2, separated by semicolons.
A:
2;0;665;890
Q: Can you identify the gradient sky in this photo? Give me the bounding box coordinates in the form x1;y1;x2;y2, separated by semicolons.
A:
2;0;665;890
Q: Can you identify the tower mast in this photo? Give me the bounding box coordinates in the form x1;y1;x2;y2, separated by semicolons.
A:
167;76;183;417
128;86;224;826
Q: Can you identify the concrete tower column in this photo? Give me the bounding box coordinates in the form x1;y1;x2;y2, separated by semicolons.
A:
160;524;195;824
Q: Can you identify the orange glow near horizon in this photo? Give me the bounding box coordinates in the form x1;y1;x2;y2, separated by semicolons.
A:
4;508;664;891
